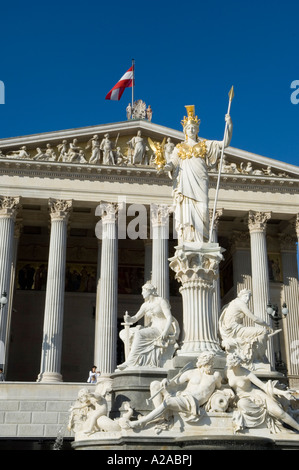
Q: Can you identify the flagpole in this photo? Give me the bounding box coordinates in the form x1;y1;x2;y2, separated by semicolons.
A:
208;86;234;243
132;58;135;108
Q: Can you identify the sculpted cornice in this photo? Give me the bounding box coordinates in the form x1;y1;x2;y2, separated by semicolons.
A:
0;159;298;194
0;159;172;186
208;172;299;193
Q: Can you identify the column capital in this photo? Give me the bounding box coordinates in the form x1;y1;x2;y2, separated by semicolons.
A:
99;202;122;224
0;196;21;219
150;203;173;227
49;198;72;221
248;210;271;233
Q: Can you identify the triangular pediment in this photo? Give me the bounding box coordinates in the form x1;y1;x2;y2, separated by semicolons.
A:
0;119;298;181
221;146;299;179
0;120;183;165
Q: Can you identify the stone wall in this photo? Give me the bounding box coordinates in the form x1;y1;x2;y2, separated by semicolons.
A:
0;382;84;440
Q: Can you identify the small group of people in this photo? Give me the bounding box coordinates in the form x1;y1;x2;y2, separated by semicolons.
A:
87;366;101;384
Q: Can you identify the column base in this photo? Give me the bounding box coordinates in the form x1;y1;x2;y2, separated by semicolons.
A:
177;340;224;355
37;372;63;383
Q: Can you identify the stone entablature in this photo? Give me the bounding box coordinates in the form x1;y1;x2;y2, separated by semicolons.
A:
0;157;298;188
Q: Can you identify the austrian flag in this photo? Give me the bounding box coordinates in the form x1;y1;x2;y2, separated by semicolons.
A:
105;66;134;101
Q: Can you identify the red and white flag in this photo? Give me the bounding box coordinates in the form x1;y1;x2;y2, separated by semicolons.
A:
105;65;134;101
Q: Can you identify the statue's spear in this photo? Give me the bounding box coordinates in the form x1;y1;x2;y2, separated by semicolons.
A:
208;86;234;243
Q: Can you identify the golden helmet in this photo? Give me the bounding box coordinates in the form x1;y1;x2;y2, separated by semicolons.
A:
181;105;200;129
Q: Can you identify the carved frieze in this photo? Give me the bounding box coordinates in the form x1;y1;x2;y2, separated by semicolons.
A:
0;131;297;183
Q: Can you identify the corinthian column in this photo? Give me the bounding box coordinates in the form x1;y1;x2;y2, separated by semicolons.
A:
38;199;72;383
94;202;119;375
150;204;171;300
248;210;275;368
4;219;23;371
0;196;20;369
279;233;299;387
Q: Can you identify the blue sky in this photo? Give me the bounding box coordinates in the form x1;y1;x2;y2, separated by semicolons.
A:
0;0;299;167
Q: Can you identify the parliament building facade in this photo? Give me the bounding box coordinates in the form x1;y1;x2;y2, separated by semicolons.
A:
0;105;298;446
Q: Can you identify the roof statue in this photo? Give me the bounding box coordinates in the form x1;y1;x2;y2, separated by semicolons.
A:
126;100;152;121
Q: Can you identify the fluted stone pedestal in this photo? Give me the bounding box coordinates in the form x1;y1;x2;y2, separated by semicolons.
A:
169;242;225;363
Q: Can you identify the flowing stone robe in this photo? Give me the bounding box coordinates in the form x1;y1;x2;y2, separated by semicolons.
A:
218;296;270;367
169;140;221;242
118;297;179;369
